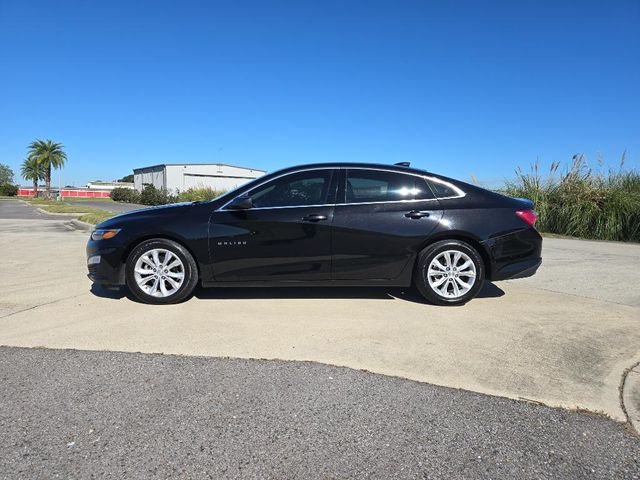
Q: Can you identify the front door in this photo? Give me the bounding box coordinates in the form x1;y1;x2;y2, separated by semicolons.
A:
209;169;336;281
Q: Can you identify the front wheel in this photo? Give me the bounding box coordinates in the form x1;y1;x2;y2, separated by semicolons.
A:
125;239;199;304
414;240;485;306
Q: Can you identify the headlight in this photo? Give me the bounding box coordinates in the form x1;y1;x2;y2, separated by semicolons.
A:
91;229;121;241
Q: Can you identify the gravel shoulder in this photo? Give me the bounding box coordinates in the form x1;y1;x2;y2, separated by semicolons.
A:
1;346;638;479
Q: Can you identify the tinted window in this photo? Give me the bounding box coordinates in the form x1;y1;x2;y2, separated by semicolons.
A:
345;169;434;203
249;170;332;208
426;179;459;198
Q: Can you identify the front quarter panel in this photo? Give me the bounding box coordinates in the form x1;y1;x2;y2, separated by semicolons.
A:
87;203;212;285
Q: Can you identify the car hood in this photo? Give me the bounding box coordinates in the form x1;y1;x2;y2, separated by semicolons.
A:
96;202;195;228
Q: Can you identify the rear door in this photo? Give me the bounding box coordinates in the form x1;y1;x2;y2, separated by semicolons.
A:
331;168;443;280
209;168;337;281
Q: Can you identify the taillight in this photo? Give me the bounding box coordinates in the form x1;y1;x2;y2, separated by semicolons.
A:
515;210;537;226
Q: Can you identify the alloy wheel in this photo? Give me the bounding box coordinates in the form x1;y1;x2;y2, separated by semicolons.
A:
134;248;185;298
426;249;477;299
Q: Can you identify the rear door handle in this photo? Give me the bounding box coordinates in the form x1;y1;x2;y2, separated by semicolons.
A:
302;214;328;222
405;210;430;219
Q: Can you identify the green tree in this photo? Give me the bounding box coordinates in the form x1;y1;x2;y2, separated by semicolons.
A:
0;163;15;184
27;139;67;198
20;157;46;197
118;174;134;183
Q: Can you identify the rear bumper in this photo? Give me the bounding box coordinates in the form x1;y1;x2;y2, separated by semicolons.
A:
482;227;543;281
491;256;541;280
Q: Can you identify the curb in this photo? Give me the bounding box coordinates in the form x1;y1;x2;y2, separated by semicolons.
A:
621;361;640;435
35;207;88;217
69;219;95;231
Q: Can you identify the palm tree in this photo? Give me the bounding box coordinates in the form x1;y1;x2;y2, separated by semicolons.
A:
27;139;67;198
20;157;46;197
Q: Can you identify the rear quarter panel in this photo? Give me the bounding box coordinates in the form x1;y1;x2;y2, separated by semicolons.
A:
430;188;542;277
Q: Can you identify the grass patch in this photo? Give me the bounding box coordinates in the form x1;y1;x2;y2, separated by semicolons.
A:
78;210;117;225
18;196;116;224
39;204;102;214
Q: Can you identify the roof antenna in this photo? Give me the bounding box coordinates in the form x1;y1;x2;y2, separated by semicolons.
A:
394;161;411;167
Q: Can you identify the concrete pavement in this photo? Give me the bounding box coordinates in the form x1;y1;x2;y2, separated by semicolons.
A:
518;235;640;306
1;199;639;424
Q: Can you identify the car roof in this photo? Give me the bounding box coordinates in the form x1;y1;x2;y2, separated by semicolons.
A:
271;162;436;178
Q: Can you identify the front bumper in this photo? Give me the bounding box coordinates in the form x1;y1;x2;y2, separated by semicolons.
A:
86;241;126;285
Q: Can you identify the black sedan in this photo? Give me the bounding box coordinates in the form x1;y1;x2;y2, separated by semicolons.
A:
87;163;542;305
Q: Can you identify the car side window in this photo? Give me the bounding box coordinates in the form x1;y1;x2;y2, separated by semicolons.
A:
424;178;459;198
345;169;435;203
248;170;333;208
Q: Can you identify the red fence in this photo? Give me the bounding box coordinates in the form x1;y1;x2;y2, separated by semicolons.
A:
18;188;111;198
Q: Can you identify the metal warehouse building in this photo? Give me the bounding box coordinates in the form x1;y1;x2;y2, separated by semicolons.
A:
133;163;265;193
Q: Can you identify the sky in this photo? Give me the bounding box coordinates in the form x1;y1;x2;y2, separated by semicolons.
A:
1;0;638;187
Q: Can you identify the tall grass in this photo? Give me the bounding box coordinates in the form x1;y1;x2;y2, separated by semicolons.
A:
177;186;226;202
504;154;640;242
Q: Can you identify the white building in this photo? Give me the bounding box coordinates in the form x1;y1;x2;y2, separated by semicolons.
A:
86;181;135;190
133;163;265;193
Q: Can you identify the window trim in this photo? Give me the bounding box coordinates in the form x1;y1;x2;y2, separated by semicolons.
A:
217;166;465;211
338;167;465;206
218;167;337;211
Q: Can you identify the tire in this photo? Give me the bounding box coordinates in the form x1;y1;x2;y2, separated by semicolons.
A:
414;239;485;306
125;238;199;304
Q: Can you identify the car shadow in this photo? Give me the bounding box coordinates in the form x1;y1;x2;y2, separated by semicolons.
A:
90;282;505;304
89;284;133;301
193;281;505;304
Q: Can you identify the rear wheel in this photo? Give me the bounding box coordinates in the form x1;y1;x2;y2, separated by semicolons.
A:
125;239;199;304
414;240;485;306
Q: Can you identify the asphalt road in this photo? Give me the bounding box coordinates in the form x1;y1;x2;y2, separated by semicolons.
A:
1;346;638;479
0;198;76;220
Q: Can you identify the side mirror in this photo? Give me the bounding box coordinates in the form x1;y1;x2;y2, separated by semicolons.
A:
227;195;253;210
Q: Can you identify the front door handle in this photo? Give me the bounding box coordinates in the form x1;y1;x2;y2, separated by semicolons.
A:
302;214;328;222
405;210;430;219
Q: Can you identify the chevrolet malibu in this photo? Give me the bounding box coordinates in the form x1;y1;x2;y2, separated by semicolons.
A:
87;163;542;305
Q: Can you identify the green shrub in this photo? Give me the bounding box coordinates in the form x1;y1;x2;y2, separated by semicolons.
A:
177;186;226;203
504;155;640;242
0;183;18;196
110;187;141;203
139;185;176;206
